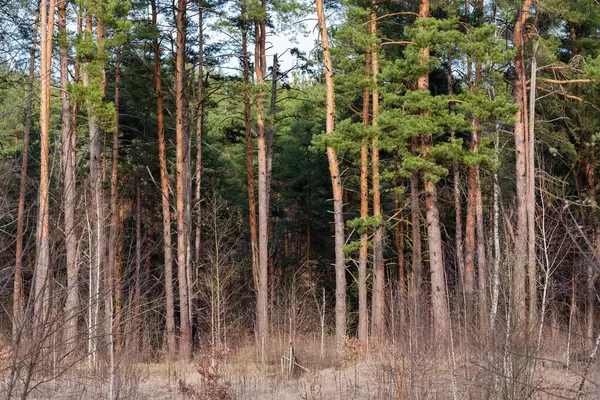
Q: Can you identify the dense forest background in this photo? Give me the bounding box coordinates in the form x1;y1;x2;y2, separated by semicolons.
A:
2;0;600;397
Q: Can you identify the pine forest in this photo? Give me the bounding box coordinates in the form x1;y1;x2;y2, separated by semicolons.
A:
2;0;600;398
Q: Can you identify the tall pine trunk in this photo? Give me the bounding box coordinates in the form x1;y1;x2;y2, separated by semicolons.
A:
419;0;450;343
63;4;81;354
58;0;78;356
358;50;370;344
585;159;598;346
512;0;534;326
410;137;422;329
82;9;106;365
114;200;125;354
255;1;269;350
316;0;346;354
175;0;192;360
107;50;121;364
152;0;176;358
465;158;476;318
267;54;278;316
33;0;56;343
369;2;384;340
475;0;488;327
241;0;258;290
194;4;204;269
394;155;406;330
133;182;142;355
446;54;465;312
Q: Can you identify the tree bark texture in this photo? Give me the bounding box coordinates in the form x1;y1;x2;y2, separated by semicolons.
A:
419;0;451;342
316;0;347;354
358;50;370;344
370;2;384;341
151;0;176;358
33;0;56;342
175;0;192;360
512;0;534;326
255;0;269;350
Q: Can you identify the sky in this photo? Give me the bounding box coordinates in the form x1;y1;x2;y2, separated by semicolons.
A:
268;14;319;73
204;9;322;79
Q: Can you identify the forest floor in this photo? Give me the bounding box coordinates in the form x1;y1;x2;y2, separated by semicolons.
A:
134;355;596;399
3;336;600;399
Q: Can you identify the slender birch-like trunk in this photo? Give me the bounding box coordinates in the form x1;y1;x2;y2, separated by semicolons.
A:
527;40;539;327
14;12;38;346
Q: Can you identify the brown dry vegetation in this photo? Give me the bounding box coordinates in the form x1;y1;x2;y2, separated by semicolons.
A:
1;328;599;399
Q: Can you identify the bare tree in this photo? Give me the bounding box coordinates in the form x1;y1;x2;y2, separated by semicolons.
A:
14;10;38;346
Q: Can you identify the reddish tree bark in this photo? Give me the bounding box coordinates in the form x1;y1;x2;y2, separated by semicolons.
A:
410;137;422;327
151;0;176;358
241;0;258;291
175;0;192;360
33;0;56;341
255;0;269;350
370;1;384;340
585;158;598;346
107;50;121;362
316;0;347;354
394;155;406;329
358;50;370;344
512;0;534;325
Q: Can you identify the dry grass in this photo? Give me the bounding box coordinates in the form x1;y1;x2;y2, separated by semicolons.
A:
0;331;599;399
